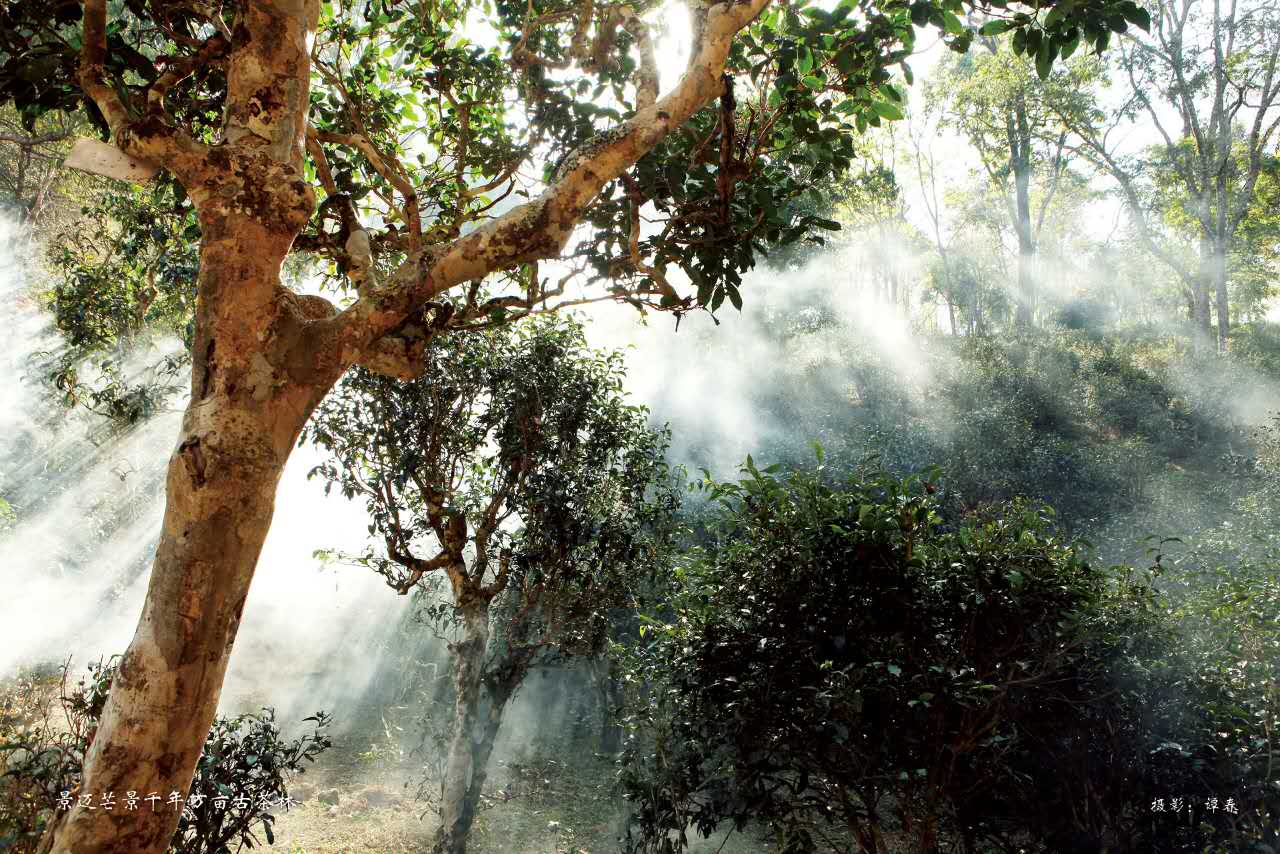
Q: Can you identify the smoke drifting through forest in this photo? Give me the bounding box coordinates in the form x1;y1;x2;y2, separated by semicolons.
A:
3;205;1278;851
596;243;1275;453
0;214;636;778
0;218;409;733
586;244;933;478
588;232;1280;573
6;211;1278;713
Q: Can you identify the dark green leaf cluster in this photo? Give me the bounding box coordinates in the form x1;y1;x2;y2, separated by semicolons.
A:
621;463;1108;851
34;179;198;422
0;1;234;138
1;0;1146;321
177;708;332;854
620;456;1280;852
305;316;679;656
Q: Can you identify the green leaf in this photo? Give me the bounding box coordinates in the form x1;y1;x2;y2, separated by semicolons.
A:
1035;42;1056;79
978;19;1013;36
797;47;814;75
727;285;743;311
1121;3;1152;31
1060;30;1081;59
870;100;904;121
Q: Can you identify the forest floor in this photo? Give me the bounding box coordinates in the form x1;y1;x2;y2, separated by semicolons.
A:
267;725;768;854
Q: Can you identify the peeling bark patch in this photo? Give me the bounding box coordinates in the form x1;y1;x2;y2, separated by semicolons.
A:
246;351;280;401
180;438;207;488
198;340;216;399
207;145;232;171
257;14;288;58
156;752;179;782
251;86;285;116
117;650;148;694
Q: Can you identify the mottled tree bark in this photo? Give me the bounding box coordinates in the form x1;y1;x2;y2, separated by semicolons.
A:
454;678;514;850
41;213;333;853
41;2;328;850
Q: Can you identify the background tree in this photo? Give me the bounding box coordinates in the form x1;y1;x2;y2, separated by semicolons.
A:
834;124;929;310
929;37;1092;328
0;0;1147;849
1052;0;1280;349
305;318;677;854
0;108;81;226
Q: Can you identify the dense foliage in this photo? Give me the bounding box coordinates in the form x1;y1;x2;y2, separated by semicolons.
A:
39;180;197;423
0;0;1146;330
306;316;678;621
620;463;1280;853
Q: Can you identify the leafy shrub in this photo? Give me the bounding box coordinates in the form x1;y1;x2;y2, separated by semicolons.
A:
0;659;330;854
989;558;1280;854
620;462;1111;852
0;662;80;850
1232;322;1280;380
619;461;1280;853
1053;298;1114;336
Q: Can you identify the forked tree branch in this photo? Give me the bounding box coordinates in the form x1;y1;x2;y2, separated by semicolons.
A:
327;0;771;375
79;0;211;179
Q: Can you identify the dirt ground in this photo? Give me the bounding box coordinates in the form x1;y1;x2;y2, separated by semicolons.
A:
265;733;768;854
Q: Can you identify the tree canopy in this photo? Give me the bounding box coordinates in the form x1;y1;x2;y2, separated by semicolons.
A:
0;0;1150;324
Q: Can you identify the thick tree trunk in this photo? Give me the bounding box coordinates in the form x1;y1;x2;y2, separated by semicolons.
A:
1192;284;1212;340
42;1;331;847
42;206;327;852
437;606;492;854
41;433;281;853
1013;168;1035;329
458;681;514;835
1192;235;1216;350
1015;239;1034;329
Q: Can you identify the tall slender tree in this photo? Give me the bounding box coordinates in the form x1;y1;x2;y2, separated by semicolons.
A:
1051;0;1280;349
930;36;1088;328
307;318;676;854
